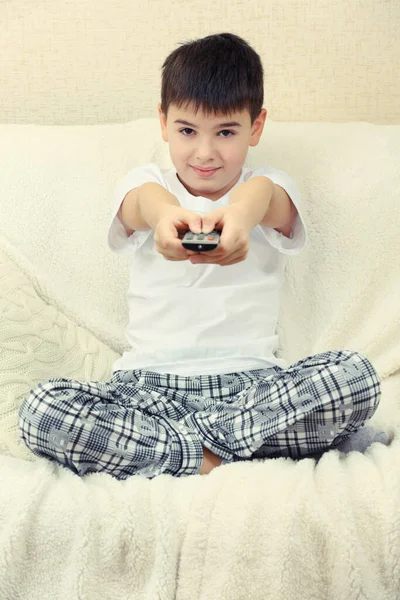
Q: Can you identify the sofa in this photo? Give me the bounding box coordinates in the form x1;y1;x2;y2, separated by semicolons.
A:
0;116;399;598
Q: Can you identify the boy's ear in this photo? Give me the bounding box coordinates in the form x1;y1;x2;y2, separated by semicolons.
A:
249;108;267;148
158;104;168;142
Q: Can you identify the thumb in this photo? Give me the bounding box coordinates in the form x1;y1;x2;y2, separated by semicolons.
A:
202;208;224;234
188;213;203;234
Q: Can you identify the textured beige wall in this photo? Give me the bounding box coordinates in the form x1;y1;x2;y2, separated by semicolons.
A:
1;0;399;125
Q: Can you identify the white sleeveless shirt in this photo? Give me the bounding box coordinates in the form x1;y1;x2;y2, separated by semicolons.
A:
107;163;307;376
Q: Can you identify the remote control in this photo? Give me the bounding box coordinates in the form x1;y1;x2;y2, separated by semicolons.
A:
181;229;221;252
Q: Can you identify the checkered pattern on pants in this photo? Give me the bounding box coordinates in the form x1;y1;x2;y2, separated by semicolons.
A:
18;350;381;480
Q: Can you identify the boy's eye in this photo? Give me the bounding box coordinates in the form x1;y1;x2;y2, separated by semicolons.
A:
180;128;194;136
179;128;234;138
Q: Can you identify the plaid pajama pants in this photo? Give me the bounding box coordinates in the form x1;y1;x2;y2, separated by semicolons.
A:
18;350;381;480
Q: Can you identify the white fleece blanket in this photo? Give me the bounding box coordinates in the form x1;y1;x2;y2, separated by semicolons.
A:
0;387;399;599
1;119;400;598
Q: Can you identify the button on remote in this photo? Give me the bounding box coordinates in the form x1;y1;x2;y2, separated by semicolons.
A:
182;229;221;252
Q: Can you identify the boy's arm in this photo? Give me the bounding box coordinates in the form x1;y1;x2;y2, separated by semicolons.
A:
117;202;135;236
229;176;298;238
118;183;181;233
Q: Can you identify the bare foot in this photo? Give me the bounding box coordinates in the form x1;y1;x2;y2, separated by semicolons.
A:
200;447;223;475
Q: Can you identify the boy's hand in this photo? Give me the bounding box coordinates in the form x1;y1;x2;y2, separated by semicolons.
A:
189;206;251;266
153;206;203;261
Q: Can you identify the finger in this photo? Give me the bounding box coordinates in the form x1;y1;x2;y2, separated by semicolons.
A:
188;216;203;234
201;207;225;233
195;240;239;263
157;238;201;261
192;234;238;260
156;235;188;253
201;220;215;234
191;246;248;265
218;229;239;252
198;233;249;261
218;248;249;265
156;244;192;261
162;255;191;261
160;248;199;261
189;250;234;264
191;245;236;263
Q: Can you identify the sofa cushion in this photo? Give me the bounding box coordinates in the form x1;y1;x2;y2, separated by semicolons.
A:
0;242;119;458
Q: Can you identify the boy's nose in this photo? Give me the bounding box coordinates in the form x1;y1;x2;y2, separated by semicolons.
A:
196;142;215;160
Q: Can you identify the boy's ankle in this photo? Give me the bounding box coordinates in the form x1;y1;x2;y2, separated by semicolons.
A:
200;447;223;474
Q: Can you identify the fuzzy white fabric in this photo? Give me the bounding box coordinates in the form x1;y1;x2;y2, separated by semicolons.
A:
0;395;399;599
0;119;400;598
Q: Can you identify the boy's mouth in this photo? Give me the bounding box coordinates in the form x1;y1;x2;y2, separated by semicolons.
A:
191;166;221;177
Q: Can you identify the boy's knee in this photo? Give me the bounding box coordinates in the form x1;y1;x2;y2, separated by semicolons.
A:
19;379;67;425
341;350;380;386
19;379;77;458
340;350;375;370
338;350;381;415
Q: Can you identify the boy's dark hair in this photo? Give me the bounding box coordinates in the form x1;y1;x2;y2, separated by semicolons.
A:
160;33;264;125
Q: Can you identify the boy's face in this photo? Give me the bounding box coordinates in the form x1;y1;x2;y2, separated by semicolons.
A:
158;102;267;201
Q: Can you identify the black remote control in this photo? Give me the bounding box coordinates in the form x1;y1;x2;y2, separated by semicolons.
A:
181;229;221;252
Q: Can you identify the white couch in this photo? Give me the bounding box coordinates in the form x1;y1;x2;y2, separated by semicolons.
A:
0;118;400;599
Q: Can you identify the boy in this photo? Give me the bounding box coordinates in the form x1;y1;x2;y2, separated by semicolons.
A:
19;33;387;479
